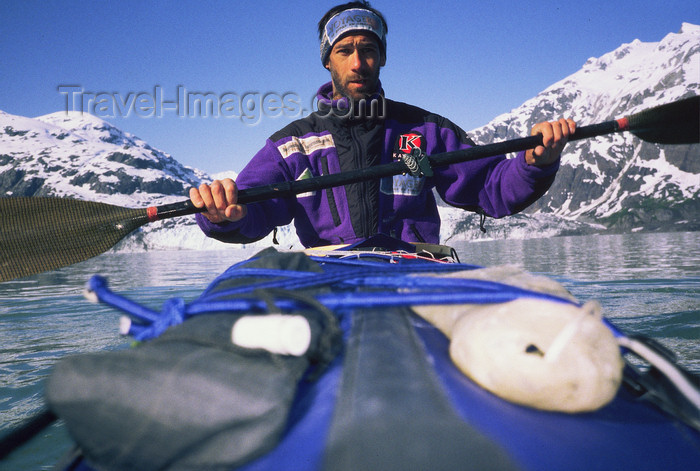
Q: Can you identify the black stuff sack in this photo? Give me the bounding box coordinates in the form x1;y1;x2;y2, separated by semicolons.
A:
45;250;341;471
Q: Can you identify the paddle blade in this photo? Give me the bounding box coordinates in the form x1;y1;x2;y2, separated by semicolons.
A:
626;95;700;144
0;197;148;281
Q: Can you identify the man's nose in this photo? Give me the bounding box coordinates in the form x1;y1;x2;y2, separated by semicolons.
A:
349;50;363;70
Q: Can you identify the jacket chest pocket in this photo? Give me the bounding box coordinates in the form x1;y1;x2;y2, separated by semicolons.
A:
321;156;342;227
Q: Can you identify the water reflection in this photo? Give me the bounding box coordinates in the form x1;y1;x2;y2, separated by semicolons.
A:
454;231;699;281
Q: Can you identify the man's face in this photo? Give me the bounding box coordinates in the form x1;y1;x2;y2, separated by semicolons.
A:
325;33;383;101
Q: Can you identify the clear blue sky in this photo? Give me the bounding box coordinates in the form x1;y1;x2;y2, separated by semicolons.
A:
2;0;698;174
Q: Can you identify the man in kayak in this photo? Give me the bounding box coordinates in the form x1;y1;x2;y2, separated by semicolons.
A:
190;1;575;247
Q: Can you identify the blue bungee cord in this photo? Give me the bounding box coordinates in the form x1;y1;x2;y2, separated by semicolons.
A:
84;257;583;341
82;252;700;431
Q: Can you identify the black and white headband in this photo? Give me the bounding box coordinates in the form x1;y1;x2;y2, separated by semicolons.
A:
320;8;386;65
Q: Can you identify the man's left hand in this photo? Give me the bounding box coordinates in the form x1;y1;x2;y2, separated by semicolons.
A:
526;118;576;166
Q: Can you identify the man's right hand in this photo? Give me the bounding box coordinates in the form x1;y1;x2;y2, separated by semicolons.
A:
189;178;247;223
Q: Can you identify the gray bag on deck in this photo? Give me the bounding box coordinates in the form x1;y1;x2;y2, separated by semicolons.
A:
45;250;341;471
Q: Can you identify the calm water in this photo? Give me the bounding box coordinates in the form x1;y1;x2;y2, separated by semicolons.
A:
1;231;698;470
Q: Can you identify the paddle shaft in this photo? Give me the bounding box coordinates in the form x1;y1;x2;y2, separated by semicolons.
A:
0;95;696;282
241;120;620;199
148;118;624;221
152;94;699;220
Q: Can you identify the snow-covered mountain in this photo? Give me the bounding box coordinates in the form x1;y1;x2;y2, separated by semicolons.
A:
0;110;261;251
1;23;698;250
1;111;204;204
456;22;699;240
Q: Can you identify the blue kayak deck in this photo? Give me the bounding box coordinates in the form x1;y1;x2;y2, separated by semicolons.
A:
239;307;700;471
60;246;700;470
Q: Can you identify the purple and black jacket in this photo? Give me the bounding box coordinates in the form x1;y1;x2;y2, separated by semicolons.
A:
195;82;559;247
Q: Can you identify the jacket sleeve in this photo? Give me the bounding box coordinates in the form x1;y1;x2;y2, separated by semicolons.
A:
195;140;296;244
432;118;559;218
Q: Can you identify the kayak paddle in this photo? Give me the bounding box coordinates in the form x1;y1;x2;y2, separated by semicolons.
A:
1;95;698;282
